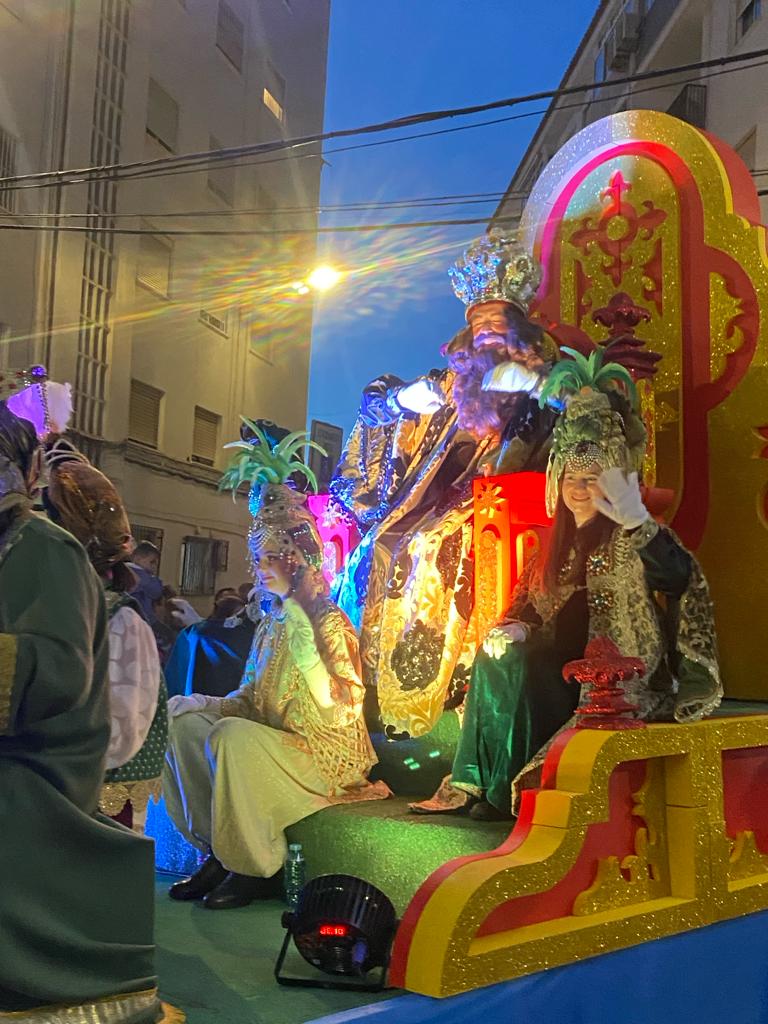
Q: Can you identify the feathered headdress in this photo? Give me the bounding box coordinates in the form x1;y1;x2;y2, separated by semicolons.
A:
2;365;73;438
539;347;646;517
220;417;326;572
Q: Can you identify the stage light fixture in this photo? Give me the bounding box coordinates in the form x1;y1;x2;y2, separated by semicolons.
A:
275;873;398;991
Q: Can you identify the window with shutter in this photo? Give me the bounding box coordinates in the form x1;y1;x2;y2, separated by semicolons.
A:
192;406;220;465
263;62;286;123
0;127;17;213
137;233;172;296
207;134;235;205
128;379;163;448
216;1;245;71
180;537;217;595
146;79;179;152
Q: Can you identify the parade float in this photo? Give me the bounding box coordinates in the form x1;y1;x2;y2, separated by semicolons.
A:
149;108;768;1023
305;108;768;1023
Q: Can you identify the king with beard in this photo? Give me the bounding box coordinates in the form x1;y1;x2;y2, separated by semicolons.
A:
330;232;559;738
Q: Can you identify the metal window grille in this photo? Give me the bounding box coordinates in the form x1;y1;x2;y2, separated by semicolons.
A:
180;537;222;595
0;128;17;213
216;0;245;71
128;379;163;448
667;83;707;130
130;524;164;563
137;233;172;296
207;134;236;205
146;78;179;152
192;406;220;465
736;128;757;172
74;0;129;439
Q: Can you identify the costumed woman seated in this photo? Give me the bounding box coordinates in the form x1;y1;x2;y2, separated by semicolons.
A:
0;370;161;1023
163;424;390;910
42;433;167;834
412;350;721;821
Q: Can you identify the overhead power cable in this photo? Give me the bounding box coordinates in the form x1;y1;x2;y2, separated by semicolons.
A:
0;191;510;221
0;215;520;237
2;46;768;194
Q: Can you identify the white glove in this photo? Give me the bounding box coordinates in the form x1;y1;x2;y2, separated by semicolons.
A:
396;379;445;416
482;621;529;659
482;361;542;396
168;693;216;718
169;599;203;628
592;468;649;530
282;598;335;709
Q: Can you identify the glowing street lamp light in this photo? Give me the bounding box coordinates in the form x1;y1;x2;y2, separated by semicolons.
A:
306;265;342;292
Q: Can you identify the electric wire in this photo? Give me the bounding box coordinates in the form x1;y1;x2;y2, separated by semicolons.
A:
2;46;768;195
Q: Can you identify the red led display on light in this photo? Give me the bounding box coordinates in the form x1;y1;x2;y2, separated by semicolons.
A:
318;924;348;937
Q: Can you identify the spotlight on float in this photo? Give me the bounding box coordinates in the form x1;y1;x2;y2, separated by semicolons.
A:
306;265;342;292
275;874;398;991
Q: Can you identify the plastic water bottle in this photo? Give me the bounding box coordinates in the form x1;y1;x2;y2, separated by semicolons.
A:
285;843;306;910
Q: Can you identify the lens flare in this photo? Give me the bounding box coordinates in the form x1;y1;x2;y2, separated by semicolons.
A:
307;265;342;291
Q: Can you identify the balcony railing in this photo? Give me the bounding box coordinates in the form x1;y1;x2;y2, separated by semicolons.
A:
666;82;707;129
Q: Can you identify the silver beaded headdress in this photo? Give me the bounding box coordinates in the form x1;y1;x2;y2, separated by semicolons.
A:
3;364;73;439
539;348;646;517
449;230;541;318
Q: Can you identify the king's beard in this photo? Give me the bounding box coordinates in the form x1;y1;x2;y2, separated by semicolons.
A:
450;347;521;440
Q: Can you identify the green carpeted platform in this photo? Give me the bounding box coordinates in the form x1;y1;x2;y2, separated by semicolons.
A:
287;797;511;914
155;875;395;1024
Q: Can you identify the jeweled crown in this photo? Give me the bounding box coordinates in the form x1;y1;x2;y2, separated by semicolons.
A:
449;231;541;318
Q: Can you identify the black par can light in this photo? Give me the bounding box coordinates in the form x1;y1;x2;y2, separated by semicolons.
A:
275;873;398;991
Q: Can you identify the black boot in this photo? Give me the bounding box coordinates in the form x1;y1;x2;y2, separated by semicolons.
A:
203;870;283;910
168;854;228;901
469;800;515;823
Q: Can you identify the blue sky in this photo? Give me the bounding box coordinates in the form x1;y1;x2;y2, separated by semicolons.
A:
307;0;599;437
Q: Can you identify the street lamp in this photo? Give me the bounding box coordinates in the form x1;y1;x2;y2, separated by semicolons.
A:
306;265;343;292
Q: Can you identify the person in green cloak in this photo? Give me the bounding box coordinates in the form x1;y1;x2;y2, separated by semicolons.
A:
0;369;164;1024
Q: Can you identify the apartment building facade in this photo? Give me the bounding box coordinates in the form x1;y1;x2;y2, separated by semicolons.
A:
498;0;768;223
0;0;331;605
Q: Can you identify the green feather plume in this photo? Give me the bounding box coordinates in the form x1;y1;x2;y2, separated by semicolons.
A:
219;417;326;498
539;346;637;409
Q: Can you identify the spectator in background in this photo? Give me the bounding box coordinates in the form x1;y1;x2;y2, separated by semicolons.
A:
164;593;256;699
127;541;163;624
238;581;263;625
164;585;203;631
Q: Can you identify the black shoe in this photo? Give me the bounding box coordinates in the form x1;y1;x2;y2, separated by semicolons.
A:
469;800;514;822
168;854;228;901
203;870;284;910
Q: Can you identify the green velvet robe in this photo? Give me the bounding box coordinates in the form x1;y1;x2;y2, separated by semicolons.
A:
0;512;156;1013
452;521;718;815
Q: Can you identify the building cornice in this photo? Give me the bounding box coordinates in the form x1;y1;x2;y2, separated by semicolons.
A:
123;440;224;488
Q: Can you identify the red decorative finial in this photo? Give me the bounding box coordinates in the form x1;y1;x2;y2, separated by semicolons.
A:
592;293;661;381
564;636;646;730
